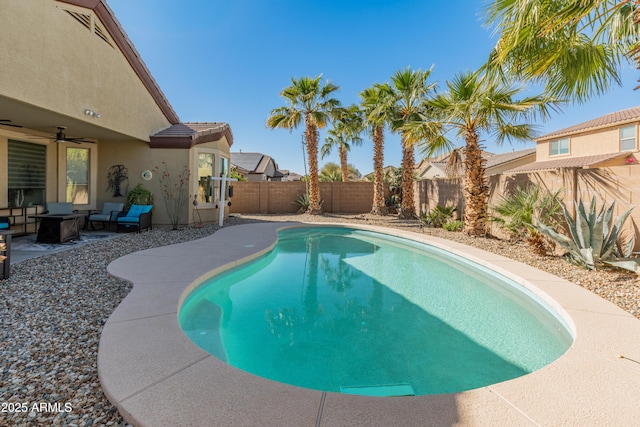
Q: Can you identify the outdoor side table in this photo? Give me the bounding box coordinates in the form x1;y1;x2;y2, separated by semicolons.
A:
29;214;84;243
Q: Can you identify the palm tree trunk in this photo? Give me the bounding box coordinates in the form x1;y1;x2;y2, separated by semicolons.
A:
370;126;388;215
305;119;322;214
463;130;488;235
398;135;416;219
339;145;349;182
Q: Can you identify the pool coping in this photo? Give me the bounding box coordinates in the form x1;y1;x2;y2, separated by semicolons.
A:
100;222;640;426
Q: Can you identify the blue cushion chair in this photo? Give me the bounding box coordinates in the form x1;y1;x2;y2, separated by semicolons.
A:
116;204;153;233
0;216;9;230
85;202;125;231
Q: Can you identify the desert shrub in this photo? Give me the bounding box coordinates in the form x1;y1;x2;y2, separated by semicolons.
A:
490;184;562;254
419;205;457;228
443;220;463;232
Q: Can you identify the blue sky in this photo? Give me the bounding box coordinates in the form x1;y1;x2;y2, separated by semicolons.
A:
109;0;639;176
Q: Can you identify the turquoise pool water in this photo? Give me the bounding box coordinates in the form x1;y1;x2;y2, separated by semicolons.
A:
179;227;573;396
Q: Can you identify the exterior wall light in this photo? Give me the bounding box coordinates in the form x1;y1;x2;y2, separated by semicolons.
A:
84;109;101;118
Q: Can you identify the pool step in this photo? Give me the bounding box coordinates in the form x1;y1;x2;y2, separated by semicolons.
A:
339;383;415;397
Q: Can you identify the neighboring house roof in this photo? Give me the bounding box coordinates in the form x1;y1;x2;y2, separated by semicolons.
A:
417;150;498;178
537;106;640;141
506;152;628;174
57;0;180;124
421;162;448;177
285;171;304;181
231;152;278;175
149;123;233;148
486;148;536;168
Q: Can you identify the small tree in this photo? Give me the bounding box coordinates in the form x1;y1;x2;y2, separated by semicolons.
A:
154;162;190;230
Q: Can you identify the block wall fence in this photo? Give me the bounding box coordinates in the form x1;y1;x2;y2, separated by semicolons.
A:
229;181;382;214
228;165;640;250
414;165;640;248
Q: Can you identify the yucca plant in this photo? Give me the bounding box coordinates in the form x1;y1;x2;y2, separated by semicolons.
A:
531;196;635;271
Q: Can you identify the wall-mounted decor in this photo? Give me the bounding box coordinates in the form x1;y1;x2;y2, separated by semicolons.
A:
107;164;129;197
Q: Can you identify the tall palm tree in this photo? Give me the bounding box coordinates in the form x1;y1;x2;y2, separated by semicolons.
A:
321;105;364;182
360;83;393;215
388;67;437;219
484;0;640;102
425;70;561;236
267;75;341;214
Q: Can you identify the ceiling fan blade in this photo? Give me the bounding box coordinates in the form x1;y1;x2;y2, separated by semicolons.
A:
0;120;23;128
66;138;95;143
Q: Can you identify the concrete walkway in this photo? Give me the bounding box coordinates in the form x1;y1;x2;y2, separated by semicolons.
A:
100;222;640;426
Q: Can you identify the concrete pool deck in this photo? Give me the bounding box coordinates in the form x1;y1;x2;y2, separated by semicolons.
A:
100;222;640;426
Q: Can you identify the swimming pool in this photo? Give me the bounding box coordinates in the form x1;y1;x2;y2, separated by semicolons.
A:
179;227;573;396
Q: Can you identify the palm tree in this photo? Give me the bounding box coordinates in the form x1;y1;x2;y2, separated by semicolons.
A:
425;70;561;236
360;83;393;215
484;0;640;102
267;75;341;214
320;162;360;182
321;105;364;182
388;67;437;219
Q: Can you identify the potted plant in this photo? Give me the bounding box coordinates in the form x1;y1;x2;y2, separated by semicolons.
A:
127;183;153;207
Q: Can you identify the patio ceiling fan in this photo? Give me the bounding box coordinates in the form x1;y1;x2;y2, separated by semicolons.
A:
31;126;95;144
0;119;23;128
53;126;94;144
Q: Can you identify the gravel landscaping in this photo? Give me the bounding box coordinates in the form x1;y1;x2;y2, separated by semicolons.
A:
1;213;638;426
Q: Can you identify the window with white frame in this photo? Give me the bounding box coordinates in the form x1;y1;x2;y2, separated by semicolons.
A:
549;138;569;156
220;156;230;200
620;126;636;151
66;147;90;204
59;142;97;208
197;152;215;204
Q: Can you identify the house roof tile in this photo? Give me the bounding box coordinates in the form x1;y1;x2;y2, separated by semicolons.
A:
149;122;233;148
537;106;640;141
506;152;628;174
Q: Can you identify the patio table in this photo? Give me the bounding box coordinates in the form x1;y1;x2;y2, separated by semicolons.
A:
29;213;85;243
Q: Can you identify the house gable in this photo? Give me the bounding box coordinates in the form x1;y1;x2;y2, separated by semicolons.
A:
0;0;175;141
56;0;179;125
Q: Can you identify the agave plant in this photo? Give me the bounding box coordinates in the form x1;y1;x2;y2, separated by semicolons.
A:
531;196;635;271
293;193;323;214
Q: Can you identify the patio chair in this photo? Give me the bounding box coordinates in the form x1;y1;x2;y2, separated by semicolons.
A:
46;202;74;215
85;202;124;231
116;204;153;233
0;216;9;230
